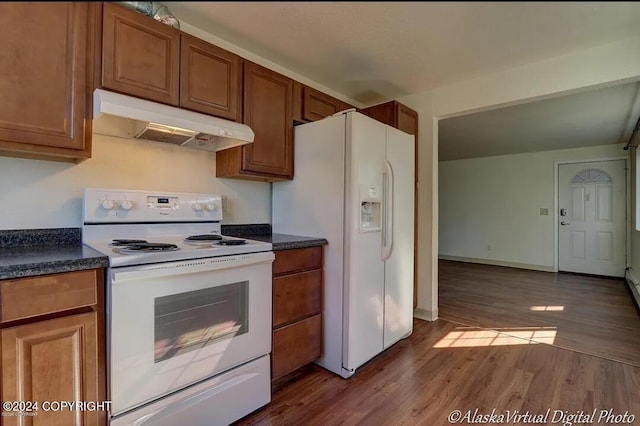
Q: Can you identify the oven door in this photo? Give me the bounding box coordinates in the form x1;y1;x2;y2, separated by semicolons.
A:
109;251;274;416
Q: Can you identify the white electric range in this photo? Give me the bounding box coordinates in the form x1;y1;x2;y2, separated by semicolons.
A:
82;188;274;426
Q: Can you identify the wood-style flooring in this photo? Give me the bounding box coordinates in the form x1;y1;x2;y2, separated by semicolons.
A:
439;260;640;367
235;260;640;425
236;318;640;425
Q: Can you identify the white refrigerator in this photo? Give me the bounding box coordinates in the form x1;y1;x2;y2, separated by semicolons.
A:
272;111;414;378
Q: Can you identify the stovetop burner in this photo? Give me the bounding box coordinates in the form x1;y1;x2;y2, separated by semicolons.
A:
216;239;246;246
114;242;180;254
184;234;223;241
111;239;149;246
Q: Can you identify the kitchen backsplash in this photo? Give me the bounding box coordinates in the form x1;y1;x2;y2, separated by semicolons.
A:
0;131;271;230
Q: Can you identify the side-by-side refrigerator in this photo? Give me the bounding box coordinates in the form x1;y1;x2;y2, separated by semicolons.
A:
273;111;414;378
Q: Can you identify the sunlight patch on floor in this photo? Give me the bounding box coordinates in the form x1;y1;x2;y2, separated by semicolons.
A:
433;327;557;348
530;305;565;311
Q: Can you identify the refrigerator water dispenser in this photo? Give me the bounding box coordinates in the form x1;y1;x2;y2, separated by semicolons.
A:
359;184;381;232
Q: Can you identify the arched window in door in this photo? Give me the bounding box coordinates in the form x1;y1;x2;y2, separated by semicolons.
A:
570;169;612;184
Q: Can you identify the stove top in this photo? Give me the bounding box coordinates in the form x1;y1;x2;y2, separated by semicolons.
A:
81;188;273;267
112;242;181;254
84;233;271;267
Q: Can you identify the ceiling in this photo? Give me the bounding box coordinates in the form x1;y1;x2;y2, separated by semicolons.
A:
162;2;640;160
438;81;640;161
164;2;640;105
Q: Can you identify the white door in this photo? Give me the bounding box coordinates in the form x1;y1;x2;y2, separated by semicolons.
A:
558;160;626;277
383;126;415;349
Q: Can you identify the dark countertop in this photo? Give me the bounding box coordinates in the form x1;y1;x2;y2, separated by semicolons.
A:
221;224;327;251
0;229;109;280
241;233;327;251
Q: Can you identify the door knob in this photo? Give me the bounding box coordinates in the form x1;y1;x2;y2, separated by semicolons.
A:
561;221;570;225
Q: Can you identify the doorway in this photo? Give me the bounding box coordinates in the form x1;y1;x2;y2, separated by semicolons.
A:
557;159;626;277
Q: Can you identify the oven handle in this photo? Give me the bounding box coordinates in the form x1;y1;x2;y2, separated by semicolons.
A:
112;251;274;283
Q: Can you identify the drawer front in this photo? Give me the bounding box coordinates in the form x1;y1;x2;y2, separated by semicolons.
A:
0;269;98;323
272;314;322;380
273;269;321;328
273;246;322;276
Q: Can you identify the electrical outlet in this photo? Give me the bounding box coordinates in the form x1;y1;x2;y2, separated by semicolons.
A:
540;208;549;216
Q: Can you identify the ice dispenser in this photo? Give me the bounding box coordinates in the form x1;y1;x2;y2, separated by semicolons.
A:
359;184;382;232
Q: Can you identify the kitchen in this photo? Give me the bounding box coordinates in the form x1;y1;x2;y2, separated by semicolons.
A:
3;2;640;426
0;2;416;425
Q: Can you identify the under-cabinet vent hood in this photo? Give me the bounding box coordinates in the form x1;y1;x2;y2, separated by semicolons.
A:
92;89;254;151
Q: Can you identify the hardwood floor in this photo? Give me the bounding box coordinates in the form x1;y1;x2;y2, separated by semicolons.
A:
236;318;640;425
236;260;640;425
439;260;640;367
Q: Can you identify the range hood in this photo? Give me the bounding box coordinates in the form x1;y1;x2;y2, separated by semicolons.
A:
92;89;254;151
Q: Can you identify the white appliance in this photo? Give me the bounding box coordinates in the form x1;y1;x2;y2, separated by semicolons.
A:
92;89;255;152
272;111;415;378
82;188;274;425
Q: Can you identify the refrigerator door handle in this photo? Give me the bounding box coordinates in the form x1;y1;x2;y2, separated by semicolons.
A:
382;160;394;261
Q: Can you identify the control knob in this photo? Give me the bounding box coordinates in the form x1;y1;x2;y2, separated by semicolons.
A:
192;202;204;211
120;200;134;210
205;201;218;211
101;199;116;210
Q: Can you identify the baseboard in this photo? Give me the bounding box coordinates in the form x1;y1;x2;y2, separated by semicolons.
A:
413;307;438;321
624;268;640;309
438;255;554;272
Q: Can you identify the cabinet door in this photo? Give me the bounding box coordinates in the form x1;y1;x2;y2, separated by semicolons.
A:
242;62;294;178
302;86;346;122
1;312;100;426
180;33;241;120
0;2;92;160
102;2;180;106
273;270;322;328
272;314;322;380
396;103;418;137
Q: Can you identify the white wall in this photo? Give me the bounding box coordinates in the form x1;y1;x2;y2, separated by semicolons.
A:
0;133;271;229
439;144;626;270
398;34;640;319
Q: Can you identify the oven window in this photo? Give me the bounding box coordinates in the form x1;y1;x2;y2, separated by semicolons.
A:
154;281;248;363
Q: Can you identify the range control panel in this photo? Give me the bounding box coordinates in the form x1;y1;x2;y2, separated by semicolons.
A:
83;188;223;223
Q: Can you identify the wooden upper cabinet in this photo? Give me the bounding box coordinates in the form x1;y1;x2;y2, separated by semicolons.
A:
396;103;419;137
0;2;94;162
361;100;418;136
180;33;241;120
293;83;354;123
102;2;180;106
217;61;294;181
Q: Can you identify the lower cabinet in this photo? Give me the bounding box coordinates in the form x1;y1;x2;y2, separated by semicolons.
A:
271;247;323;382
0;269;105;426
1;313;100;426
272;314;322;379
